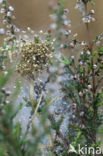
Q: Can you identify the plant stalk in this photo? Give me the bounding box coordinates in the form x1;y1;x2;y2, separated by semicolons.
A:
84;3;97;155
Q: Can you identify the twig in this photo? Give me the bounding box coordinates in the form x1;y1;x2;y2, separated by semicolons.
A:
32;92;43;126
29;79;34;109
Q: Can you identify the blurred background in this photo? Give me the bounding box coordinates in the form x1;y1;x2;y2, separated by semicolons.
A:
7;0;103;41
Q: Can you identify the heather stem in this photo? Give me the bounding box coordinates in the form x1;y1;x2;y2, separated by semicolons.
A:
84;2;97;149
29;78;34;109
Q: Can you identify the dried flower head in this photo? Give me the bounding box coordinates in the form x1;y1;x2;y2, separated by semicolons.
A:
16;36;54;79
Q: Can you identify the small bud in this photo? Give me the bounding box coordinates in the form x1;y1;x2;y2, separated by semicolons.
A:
88;85;92;89
64;20;71;26
87;50;90;55
13;86;16;89
0;28;5;35
72;103;77;109
7;11;12;17
91;17;95;22
82;17;90;23
71;56;74;59
40;30;43;34
81;41;86;46
4;71;8;75
27;27;31;31
80;123;85;128
9;6;14;11
65;30;71;36
1;88;6;94
69;42;75;48
3;20;7;24
93;64;97;69
73;115;76;119
5;90;11;96
80;51;84;55
96;41;100;45
80;111;84;116
79;61;83;65
0;8;5;13
70;75;74;80
5;100;10;104
79;92;83;96
50;23;57;29
2;66;6;70
64;9;69;14
89;9;95;14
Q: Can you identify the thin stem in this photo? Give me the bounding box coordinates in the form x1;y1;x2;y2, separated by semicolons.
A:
84;2;97;150
29;79;34;109
84;4;96;96
31;92;43;126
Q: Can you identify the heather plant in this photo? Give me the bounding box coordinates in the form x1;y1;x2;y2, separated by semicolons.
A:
49;0;103;155
0;53;54;156
0;81;52;156
0;2;54;155
0;0;20;70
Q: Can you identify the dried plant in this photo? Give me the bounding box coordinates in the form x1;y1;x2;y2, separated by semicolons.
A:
16;36;53;79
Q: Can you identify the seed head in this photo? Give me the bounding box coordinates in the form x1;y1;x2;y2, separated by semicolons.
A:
16;37;54;79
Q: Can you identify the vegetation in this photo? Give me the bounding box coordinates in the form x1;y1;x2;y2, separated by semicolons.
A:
0;0;103;155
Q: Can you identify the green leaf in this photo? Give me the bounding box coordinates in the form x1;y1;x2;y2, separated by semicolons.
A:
0;70;13;89
12;123;22;138
67;83;75;90
18;103;23;110
61;56;69;65
89;0;94;5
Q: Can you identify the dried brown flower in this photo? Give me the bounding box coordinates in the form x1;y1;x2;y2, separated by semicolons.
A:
16;39;54;79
